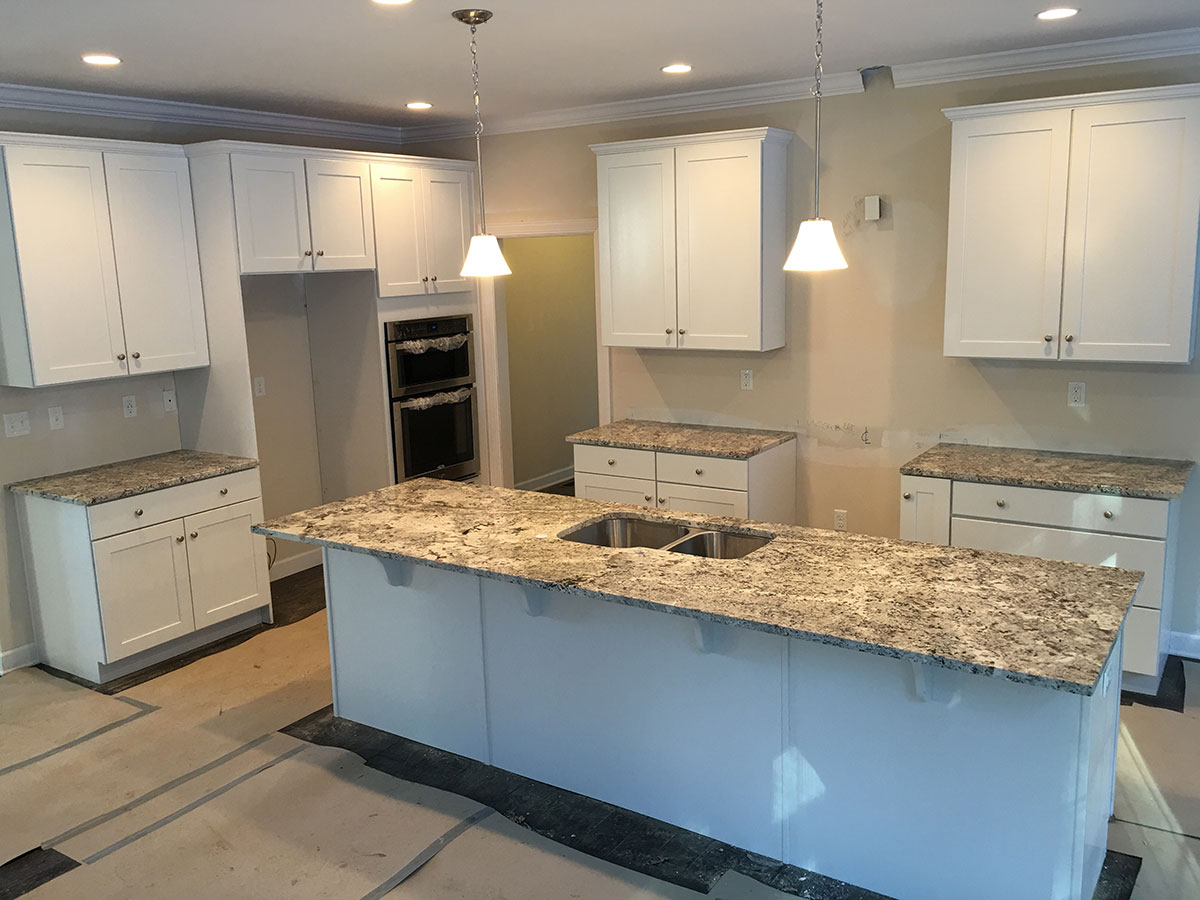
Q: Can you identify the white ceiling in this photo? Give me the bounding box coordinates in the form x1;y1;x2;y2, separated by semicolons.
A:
2;1;1198;130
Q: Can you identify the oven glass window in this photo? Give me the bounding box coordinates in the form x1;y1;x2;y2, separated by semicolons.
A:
399;395;476;479
393;344;470;392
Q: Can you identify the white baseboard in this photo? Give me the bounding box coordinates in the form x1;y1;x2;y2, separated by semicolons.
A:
1169;630;1200;662
269;546;323;581
0;641;40;674
516;466;574;493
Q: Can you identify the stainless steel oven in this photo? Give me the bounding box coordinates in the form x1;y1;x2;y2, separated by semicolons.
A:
385;315;480;483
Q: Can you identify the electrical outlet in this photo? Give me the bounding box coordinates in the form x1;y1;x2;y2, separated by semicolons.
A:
162;389;177;412
833;509;848;531
740;369;753;391
48;406;64;431
254;376;267;397
123;395;137;418
3;411;31;437
1068;382;1086;408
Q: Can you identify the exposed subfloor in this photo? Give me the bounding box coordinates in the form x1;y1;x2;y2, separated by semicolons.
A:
0;566;1194;898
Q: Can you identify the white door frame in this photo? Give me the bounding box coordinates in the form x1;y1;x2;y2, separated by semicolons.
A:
476;218;605;488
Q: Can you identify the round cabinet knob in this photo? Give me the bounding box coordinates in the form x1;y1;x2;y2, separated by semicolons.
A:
304;249;313;257
176;535;185;543
665;328;674;335
220;487;229;496
1044;334;1054;343
1064;334;1074;343
134;508;144;517
695;468;704;476
607;458;616;466
131;351;140;360
1104;510;1114;519
903;492;912;500
431;275;438;282
117;353;126;361
422;276;429;283
316;250;325;257
678;329;686;335
658;497;666;505
996;499;1007;509
190;531;198;539
644;494;653;502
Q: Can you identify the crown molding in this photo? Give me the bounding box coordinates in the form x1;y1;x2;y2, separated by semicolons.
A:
944;81;1200;120
591;126;794;155
892;27;1200;88
0;81;407;144
184;138;475;168
402;72;865;144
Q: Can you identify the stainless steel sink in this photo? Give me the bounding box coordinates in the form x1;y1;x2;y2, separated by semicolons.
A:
559;515;772;559
560;516;692;549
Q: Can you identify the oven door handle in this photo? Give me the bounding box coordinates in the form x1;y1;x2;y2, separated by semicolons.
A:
397;386;474;411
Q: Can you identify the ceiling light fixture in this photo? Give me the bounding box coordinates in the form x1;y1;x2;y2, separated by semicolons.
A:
662;63;692;74
372;0;414;5
784;0;847;272
453;8;510;278
82;53;121;66
406;101;433;110
1037;7;1078;20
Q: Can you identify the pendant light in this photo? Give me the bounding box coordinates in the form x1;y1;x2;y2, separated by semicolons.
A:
453;8;511;277
784;0;847;272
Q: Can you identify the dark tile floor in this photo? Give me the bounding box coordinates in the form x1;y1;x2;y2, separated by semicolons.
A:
0;849;78;900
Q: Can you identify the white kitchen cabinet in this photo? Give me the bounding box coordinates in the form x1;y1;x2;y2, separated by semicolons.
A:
657;482;749;519
0;142;210;387
943;86;1200;363
592;128;791;352
372;163;473;297
186;499;270;629
231;152;376;274
574;472;656;507
899;475;951;546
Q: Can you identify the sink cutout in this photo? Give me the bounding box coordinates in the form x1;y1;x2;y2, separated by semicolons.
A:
559;514;772;559
663;530;771;560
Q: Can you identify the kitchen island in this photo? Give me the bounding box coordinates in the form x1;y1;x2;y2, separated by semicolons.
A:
256;478;1142;900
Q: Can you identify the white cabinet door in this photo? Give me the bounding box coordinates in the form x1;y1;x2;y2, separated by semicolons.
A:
305;158;375;272
1060;99;1200;363
899;475;951;545
944;110;1072;359
657;483;748;518
93;519;194;663
184;498;268;629
372;162;429;296
574;472;656;507
3;144;128;384
103;151;209;374
423;168;472;294
675;140;762;350
597;148;677;348
230;153;313;273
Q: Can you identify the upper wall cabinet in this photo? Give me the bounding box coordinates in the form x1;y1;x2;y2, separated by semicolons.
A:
0;142;209;388
944;86;1200;364
231;153;375;274
592;128;792;352
372;163;472;297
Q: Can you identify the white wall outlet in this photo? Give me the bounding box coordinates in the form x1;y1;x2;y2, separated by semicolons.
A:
123;395;137;418
1068;382;1086;408
162;389;177;412
254;376;267;397
833;509;848;531
48;406;64;431
740;369;753;391
3;411;31;437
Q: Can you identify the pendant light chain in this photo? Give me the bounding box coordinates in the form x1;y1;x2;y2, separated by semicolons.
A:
811;0;824;219
469;23;487;235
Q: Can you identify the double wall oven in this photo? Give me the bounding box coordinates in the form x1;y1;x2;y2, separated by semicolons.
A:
385;315;480;483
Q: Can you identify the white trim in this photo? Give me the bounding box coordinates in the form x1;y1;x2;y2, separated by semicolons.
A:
0;81;407;144
515;466;575;493
402;73;864;143
895;28;1200;89
591;127;794;156
0;641;39;674
943;82;1200;120
490;218;598;237
269;546;323;582
1169;630;1200;662
185;139;475;169
0;130;186;154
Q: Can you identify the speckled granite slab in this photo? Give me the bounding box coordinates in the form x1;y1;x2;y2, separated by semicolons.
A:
567;420;795;459
255;479;1141;695
8;450;258;505
901;443;1193;500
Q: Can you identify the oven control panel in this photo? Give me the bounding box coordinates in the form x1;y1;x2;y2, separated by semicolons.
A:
385;316;471;342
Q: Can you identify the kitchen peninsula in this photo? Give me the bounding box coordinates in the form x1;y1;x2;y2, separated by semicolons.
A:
256;479;1142;900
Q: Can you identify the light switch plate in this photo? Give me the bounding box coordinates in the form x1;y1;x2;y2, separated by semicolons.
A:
254;376;267;397
123;395;137;418
162;389;177;412
3;411;31;437
864;195;882;221
48;406;64;430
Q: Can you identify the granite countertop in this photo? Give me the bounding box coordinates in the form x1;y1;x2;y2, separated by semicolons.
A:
901;443;1194;500
255;479;1141;696
8;450;259;506
567;420;795;459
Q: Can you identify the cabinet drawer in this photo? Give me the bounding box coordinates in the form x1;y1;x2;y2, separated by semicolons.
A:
573;445;656;480
88;469;262;540
656;452;748;491
657;483;748;519
951;517;1166;609
574;472;656;507
1123;606;1162;677
951;481;1167;539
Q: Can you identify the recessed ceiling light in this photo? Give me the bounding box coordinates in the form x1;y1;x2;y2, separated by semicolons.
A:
1037;7;1078;20
373;0;413;5
662;63;692;74
82;53;121;66
406;101;433;110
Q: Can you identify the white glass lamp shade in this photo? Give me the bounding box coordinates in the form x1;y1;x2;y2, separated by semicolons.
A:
461;234;511;277
783;218;848;271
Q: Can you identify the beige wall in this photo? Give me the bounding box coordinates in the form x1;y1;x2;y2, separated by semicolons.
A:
502;236;599;486
409;54;1200;639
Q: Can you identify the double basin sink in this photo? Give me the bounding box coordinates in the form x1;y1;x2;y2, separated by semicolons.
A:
560;515;772;560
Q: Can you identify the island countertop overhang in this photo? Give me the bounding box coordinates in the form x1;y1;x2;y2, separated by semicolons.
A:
254;479;1143;696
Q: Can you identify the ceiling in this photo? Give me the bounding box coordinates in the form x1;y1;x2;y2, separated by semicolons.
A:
1;1;1197;131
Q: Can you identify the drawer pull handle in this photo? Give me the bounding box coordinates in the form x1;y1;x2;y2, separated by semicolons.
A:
607;458;616;466
134;508;144;517
996;499;1006;509
190;531;198;539
695;467;704;476
220;487;229;495
1104;510;1114;519
902;492;912;500
176;535;185;543
644;494;653;502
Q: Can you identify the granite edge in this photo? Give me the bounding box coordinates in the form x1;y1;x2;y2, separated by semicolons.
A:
897;465;1184;500
9;459;260;506
567;432;797;459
